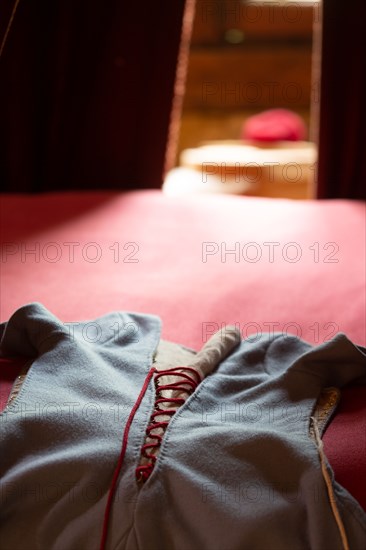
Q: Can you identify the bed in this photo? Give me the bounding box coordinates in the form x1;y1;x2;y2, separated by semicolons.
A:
0;190;365;548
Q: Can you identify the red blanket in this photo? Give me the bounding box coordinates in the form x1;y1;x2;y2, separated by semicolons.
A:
1;190;365;509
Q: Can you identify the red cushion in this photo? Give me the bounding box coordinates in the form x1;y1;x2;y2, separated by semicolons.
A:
242;108;307;141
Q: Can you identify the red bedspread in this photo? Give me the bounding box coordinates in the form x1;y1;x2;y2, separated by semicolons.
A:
1;190;365;509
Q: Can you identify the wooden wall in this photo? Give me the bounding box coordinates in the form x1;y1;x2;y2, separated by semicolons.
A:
177;0;315;161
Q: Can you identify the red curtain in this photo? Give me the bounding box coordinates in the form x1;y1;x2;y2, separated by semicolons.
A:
0;1;188;192
316;0;366;200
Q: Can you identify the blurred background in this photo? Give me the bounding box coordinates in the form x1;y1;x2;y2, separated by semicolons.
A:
0;0;365;199
164;0;319;199
178;0;317;157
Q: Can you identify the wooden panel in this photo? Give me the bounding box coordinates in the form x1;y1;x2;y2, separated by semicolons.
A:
191;0;223;45
183;46;312;109
222;0;316;40
191;0;315;45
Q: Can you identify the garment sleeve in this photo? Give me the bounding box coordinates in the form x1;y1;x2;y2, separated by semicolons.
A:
0;302;67;357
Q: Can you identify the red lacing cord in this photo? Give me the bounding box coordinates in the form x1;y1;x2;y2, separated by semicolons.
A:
135;366;202;483
100;366;156;550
